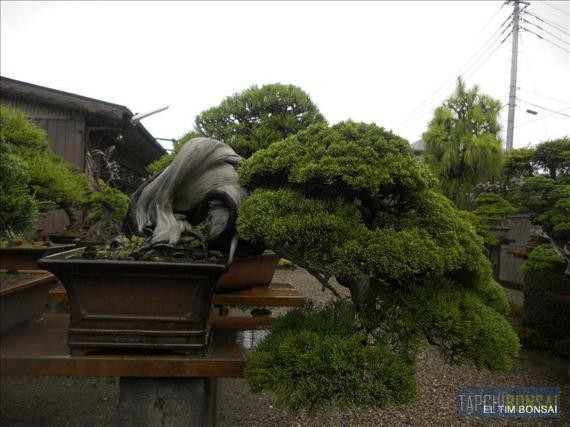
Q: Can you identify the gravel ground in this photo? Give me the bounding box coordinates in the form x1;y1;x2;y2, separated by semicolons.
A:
1;267;568;426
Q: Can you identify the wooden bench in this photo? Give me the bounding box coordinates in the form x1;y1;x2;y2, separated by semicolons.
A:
1;313;274;426
6;283;305;426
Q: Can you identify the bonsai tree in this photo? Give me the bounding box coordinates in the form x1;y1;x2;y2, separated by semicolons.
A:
0;106;87;229
83;146;130;240
423;78;503;208
0;137;38;240
237;121;519;409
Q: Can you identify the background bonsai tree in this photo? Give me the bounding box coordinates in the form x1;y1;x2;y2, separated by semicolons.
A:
83;146;130;240
148;84;326;174
496;138;570;272
237;121;519;409
423;78;503;209
0;106;86;230
0;137;38;240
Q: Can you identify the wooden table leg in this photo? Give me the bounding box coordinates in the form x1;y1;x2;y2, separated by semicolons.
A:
119;377;218;427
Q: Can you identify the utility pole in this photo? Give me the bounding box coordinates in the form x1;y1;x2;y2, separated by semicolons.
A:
505;0;529;151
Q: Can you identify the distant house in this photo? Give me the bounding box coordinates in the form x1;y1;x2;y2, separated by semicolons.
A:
411;139;425;156
0;76;166;233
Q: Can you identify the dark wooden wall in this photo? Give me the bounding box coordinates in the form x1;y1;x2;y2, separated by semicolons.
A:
34;118;86;234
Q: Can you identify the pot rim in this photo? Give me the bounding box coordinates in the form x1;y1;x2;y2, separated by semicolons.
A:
38;247;230;273
0;243;75;253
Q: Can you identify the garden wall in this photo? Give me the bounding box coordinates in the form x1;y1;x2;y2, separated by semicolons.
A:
498;214;534;287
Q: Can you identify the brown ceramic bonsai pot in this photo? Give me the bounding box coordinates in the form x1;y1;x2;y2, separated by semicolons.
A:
1;270;58;334
38;247;229;355
0;243;76;270
215;254;281;293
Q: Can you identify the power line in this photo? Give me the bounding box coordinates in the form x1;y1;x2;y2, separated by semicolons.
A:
525;10;570;36
517;98;570;117
518;36;551;139
521;27;570;53
515;106;570;128
518;87;570;105
464;32;511;81
540;1;570;17
397;30;511;133
390;7;513;130
521;18;570;45
394;19;513;132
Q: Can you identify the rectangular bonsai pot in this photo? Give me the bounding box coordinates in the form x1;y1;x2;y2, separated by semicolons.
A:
0;244;76;270
1;270;58;334
38;248;229;355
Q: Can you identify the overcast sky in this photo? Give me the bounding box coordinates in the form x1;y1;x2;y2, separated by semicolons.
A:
1;1;568;151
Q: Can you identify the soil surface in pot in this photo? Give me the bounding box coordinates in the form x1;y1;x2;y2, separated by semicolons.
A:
0;241;57;249
0;272;38;289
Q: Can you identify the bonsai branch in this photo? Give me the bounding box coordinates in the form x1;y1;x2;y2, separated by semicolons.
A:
273;245;343;299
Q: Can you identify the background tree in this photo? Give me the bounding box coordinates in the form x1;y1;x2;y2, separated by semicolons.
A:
493;138;570;272
195;83;326;158
0;106;87;229
238;121;518;408
148;84;326;174
502;147;535;188
533;137;570;179
423;78;503;208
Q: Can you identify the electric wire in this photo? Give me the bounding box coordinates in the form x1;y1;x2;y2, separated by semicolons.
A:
397;29;510;134
390;7;513;130
518;88;570;106
540;1;570;17
394;20;513;132
521;18;570;45
517;98;570;117
521;27;570;53
524;10;570;36
514;106;570;128
518;36;551;139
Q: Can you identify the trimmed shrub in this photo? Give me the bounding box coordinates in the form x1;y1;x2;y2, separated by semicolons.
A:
522;245;570;357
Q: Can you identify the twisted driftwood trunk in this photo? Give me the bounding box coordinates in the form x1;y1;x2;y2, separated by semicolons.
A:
124;138;249;252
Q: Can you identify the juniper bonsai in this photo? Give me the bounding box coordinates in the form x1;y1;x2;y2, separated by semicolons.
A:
237;121;519;409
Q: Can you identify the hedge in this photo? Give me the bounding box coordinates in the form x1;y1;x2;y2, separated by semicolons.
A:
522;245;570;357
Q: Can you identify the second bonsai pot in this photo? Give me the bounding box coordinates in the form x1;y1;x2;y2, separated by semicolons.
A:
0;243;75;270
215;254;281;293
1;270;58;334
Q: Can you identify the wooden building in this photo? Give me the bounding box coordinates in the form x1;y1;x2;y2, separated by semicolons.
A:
0;76;166;234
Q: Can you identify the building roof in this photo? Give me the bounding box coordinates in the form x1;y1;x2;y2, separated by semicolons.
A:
0;76;166;160
411;138;425;155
